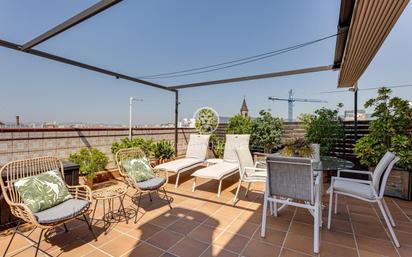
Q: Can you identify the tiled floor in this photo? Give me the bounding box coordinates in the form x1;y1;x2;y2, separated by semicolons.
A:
2;172;412;257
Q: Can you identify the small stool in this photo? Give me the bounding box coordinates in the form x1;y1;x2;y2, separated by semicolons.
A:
91;184;129;231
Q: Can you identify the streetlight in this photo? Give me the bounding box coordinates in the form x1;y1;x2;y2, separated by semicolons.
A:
129;97;143;140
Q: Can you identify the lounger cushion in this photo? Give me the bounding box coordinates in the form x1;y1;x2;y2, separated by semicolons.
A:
185;135;210;160
136;177;166;190
154;158;203;173
34;199;89;224
192;162;238;180
331;180;374;200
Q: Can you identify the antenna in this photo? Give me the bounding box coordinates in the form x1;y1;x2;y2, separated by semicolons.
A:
268;89;327;121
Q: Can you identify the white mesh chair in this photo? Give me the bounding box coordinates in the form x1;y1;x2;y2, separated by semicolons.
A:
154;134;210;188
232;147;266;205
327;151;401;247
191;134;250;197
261;156;321;253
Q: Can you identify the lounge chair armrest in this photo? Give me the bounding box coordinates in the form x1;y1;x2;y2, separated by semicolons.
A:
331;176;372;185
67;185;92;202
337;169;373;178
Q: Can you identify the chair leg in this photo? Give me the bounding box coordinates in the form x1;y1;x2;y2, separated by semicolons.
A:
217;180;223;198
91;199;98;225
148;192;153;202
34;229;44;257
135;192;143;223
83;214;97;241
162;188;172;209
377;200;400;247
327;189;333;229
63;223;69;232
175;172;180;188
382;198;396;227
273;196;278;217
3;220;20;257
119;196;129;224
192;177;197;192
232;180;242;205
334;193;338;214
261;194;268;237
244;182;251;197
314;203;320;253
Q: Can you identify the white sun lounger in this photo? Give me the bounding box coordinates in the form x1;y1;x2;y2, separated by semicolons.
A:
191;134;250;197
154;134;210;188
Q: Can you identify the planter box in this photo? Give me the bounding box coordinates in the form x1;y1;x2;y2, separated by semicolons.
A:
0;161;80;229
384;168;412;200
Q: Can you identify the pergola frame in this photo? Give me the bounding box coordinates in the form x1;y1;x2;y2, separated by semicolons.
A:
1;0;408;154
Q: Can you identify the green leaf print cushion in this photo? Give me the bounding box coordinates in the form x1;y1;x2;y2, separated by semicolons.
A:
15;170;72;213
121;158;156;183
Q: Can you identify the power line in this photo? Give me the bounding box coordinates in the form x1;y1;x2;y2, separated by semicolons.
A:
138;33;338;80
320;84;412;93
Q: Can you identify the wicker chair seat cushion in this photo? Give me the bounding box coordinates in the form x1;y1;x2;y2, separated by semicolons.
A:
136;177;166;190
121;158;156;182
34;199;89;224
15;169;72;213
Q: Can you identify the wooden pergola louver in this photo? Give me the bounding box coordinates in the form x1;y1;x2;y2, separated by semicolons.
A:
337;0;409;88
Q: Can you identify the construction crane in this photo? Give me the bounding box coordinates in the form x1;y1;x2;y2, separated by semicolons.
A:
268;89;327;122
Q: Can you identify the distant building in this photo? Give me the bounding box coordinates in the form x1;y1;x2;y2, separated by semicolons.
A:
0;121;4;127
240;97;249;117
343;110;369;121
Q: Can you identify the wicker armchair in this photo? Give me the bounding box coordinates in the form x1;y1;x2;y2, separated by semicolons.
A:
115;147;172;223
0;157;96;257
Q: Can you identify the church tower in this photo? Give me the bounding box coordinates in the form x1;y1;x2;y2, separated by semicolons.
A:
240;97;249;117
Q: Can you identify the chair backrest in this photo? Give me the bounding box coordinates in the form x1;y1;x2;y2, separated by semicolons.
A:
372;152;396;192
0;156;64;206
266;155;314;202
235;147;255;176
115;147;146;178
185;134;210;160
223;134;250;162
377;154;400;197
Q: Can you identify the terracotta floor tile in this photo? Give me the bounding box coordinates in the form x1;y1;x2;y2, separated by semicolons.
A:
188;225;223;244
350;213;382;225
204;215;233;230
348;204;377;216
127;222;163;240
147;213;180;228
167;219;201;235
356;236;399;257
279;248;314;257
147;229;184;251
397;230;412;246
125;242;164;257
321;229;356;248
326;218;352;233
226;220;258;238
39;230;79;253
241;239;281;257
289;222;314;238
199;245;238;257
265;217;292;232
213;206;242;218
352;221;390;240
254;227;286;246
185;210;212;223
84;249;112;257
320;242;357;257
214;231;250;253
397;244;412;257
284;233;315;255
99;234;140;256
4;246;39;257
0;234;32;256
169;237;209;257
48;239;96;257
394;221;412;235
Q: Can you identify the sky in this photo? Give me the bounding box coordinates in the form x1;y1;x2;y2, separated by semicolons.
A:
0;0;411;125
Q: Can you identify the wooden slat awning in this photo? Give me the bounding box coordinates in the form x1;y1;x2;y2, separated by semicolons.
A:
338;0;409;88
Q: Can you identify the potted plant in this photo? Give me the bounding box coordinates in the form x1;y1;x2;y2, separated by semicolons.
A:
300;104;344;156
354;87;412;199
225;114;252;134
111;137;154;157
251;110;283;153
68;148;108;189
153;140;176;164
280;138;314;158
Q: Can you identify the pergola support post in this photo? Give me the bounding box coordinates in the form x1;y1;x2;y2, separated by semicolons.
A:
174;90;179;156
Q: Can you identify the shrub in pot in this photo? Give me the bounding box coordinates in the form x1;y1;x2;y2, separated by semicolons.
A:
68;148;108;188
251;110;283;153
225;114;252;134
354;87;412;199
280;138;314;158
300;104;344;156
153;140;175;164
111;137;154;157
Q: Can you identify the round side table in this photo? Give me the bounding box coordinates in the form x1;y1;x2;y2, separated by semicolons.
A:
91;184;129;231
